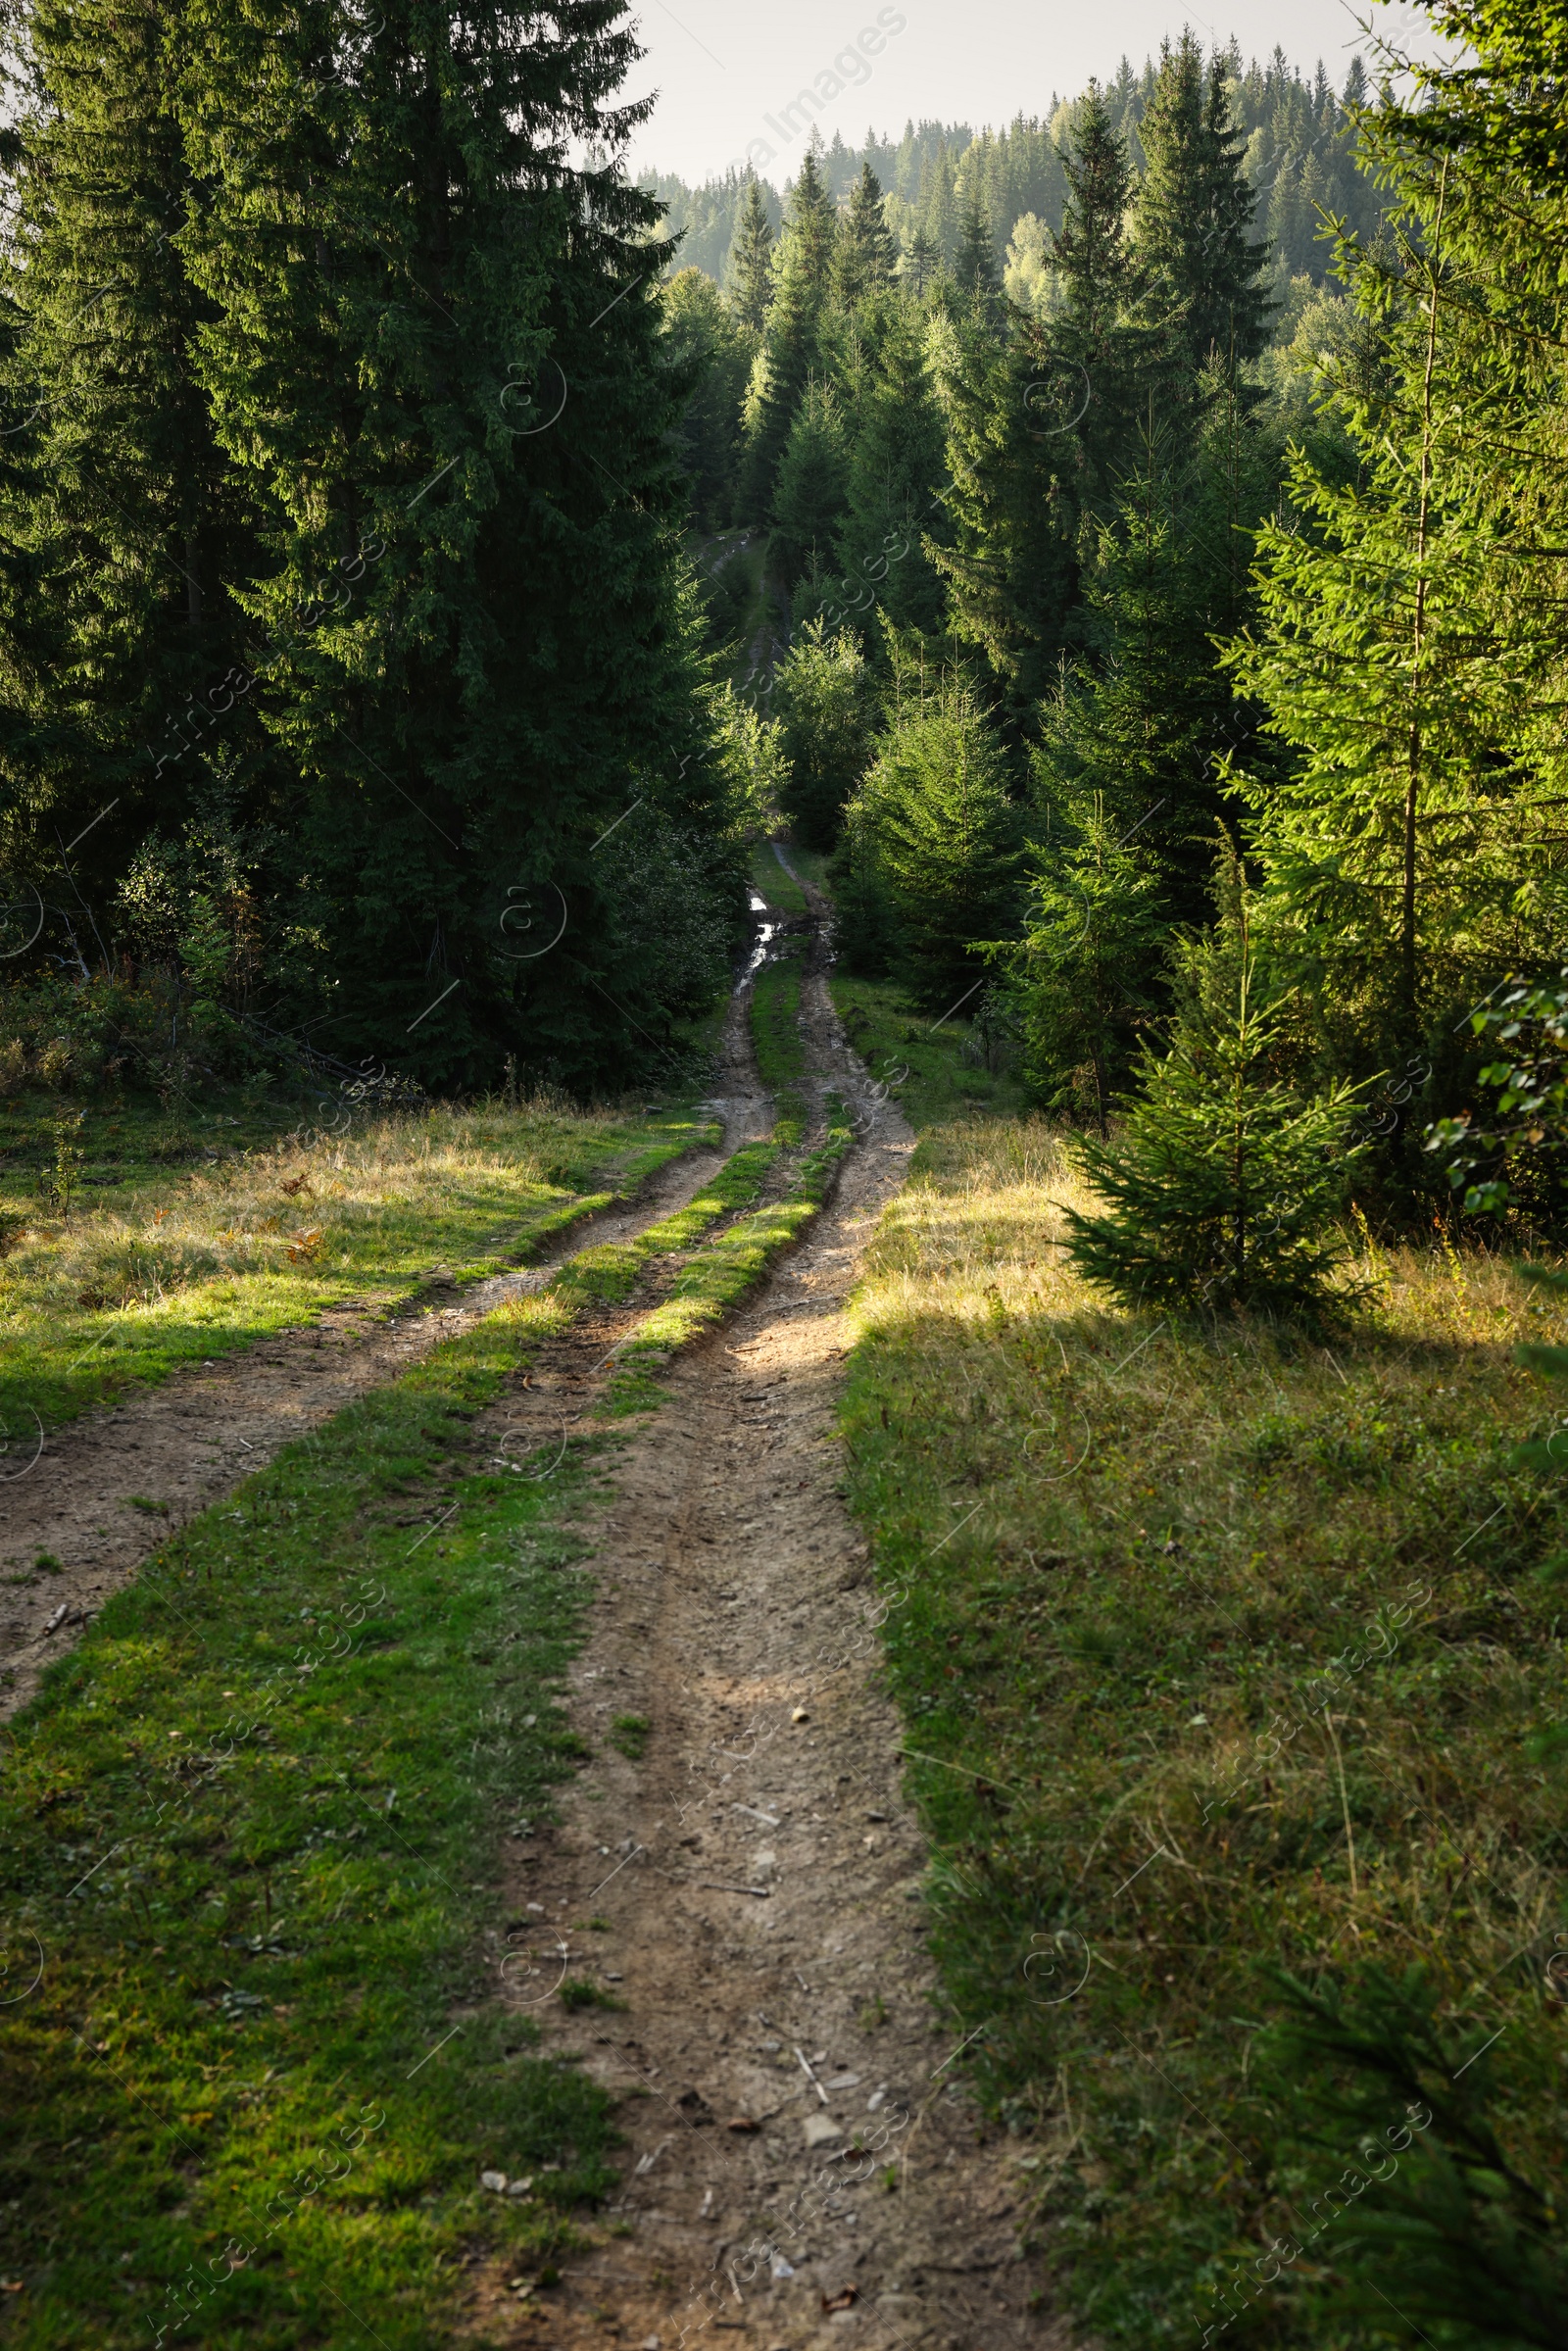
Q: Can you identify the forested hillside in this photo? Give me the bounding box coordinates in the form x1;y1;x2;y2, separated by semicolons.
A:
668;10;1567;1259
647;44;1383;296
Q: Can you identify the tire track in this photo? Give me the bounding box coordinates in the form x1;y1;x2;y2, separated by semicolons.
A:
0;993;770;1721
473;890;1073;2351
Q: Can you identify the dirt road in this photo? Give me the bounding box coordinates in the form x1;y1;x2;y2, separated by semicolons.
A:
471;890;1066;2350
2;877;1068;2346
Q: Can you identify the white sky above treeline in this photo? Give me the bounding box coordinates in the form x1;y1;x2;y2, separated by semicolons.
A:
621;0;1441;185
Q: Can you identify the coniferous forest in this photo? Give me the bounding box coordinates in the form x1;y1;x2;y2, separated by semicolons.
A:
5;2;1568;2347
7;0;1561;1266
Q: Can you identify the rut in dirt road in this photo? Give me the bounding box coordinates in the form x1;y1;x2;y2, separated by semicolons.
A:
477;887;1071;2351
0;1043;771;1723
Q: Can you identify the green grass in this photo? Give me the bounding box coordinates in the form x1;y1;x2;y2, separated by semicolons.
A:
840;1115;1568;2348
0;1080;865;2347
777;842;832;897
749;948;808;1140
828;971;1032;1132
0;1291;625;2348
0;1101;713;1435
751;843;808;918
607;1715;649;1761
546;1129;785;1320
0;1084;315;1225
605;1102;854;1412
557;1981;625;2013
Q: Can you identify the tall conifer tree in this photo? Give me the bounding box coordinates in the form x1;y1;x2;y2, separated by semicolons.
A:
929;314;1078;728
901;226;941;299
740;147;838;520
0;0;254;909
954;193;1001;312
834;163;897;308
1048;82;1152;509
1225;6;1568;1108
837;302;948;637
176;0;725;1085
727;174;774;336
1134;34;1273;391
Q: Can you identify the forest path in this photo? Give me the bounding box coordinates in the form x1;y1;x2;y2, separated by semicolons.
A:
477;883;1068;2351
0;1043;770;1723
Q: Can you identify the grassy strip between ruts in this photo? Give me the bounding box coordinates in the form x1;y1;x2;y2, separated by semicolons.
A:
0;1102;714;1435
606;1101;856;1411
840;1112;1568;2350
0;1094;852;2348
544;1125;786;1319
751;842;808;920
748;941;808;1139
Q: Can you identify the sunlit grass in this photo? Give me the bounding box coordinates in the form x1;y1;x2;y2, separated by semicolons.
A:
843;1114;1568;2345
607;1102;855;1409
0;1082;860;2345
751;841;808;917
0;1099;713;1430
828;971;1033;1130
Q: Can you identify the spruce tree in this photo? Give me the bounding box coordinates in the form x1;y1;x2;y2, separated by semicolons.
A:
1033;383;1282;930
1011;784;1165;1132
1047;82;1153;509
739;148;838;523
954;193;1001;313
0;0;255;916
835;162;897;309
928;314;1078;728
176;0;727;1088
836;300;948;638
1063;875;1369;1316
1134;34;1273;392
902;226;941;299
727;174;775;337
848;676;1020;1010
769;620;873;850
1212;0;1568;1211
770;380;851;588
662;268;752;529
1224;166;1563;1100
917;143;959;275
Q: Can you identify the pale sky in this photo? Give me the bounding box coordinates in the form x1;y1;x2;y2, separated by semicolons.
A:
621;0;1437;184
